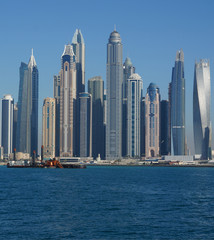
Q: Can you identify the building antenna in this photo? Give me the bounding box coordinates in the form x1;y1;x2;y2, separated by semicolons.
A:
114;24;116;31
31;48;33;56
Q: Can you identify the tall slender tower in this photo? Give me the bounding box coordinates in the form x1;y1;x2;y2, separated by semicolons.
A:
72;29;85;157
29;50;39;155
160;100;169;155
79;93;92;157
1;95;14;159
42;97;56;159
106;29;123;160
123;57;135;99
88;76;104;159
127;73;143;157
16;50;38;155
72;29;85;94
13;103;18;150
193;59;211;159
59;44;76;157
53;75;60;157
145;83;160;158
122;57;135;156
171;49;185;155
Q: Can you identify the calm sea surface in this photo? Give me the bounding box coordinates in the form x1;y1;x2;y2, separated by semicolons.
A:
0;166;214;239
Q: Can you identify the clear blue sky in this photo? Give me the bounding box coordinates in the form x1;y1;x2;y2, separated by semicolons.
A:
0;0;214;153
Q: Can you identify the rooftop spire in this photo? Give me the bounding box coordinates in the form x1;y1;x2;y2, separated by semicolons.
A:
114;24;116;31
72;29;85;44
28;48;37;68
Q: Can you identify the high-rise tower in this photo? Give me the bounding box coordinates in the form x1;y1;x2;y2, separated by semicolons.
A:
127;73;143;157
29;50;39;155
1;95;14;159
193;59;211;159
79;93;92;157
122;57;135;157
59;44;77;157
16;50;38;155
171;49;185;155
53;75;60;157
160;100;170;155
88;76;104;159
72;29;85;157
42;97;56;159
72;29;85;94
106;29;123;160
145;83;160;158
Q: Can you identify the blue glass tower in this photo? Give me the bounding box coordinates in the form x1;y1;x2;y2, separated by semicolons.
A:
16;50;38;155
171;49;185;155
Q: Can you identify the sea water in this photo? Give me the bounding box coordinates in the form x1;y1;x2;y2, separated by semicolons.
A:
0;166;214;239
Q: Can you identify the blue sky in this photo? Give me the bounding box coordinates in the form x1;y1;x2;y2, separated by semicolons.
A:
0;0;214;153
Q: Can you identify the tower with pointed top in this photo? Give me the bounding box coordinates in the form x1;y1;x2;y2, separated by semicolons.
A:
171;49;185;155
106;29;123;160
59;44;77;157
16;50;39;155
72;29;85;94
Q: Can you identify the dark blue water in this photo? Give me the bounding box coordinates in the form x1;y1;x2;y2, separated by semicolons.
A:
1;166;214;239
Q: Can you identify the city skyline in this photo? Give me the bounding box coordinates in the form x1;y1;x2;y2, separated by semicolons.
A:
0;0;214;154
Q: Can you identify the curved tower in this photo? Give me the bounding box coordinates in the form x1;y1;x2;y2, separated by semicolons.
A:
171;49;185;155
193;59;211;159
106;30;123;160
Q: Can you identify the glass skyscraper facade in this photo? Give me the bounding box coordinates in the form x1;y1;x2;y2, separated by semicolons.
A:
79;93;92;157
1;95;14;159
88;76;104;159
193;59;211;159
106;30;123;160
171;49;185;155
160;100;170;155
16;50;38;155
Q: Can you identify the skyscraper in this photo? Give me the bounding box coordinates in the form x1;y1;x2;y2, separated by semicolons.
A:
1;95;14;159
88;76;104;159
29;50;39;155
171;49;185;155
72;29;85;94
160;100;170;155
13;103;18;150
106;29;123;160
122;57;135;156
59;44;76;157
123;57;135;99
42;97;56;159
53;75;60;157
127;73;143;157
79;93;92;157
72;29;85;157
145;83;160;158
16;50;38;155
193;59;211;159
